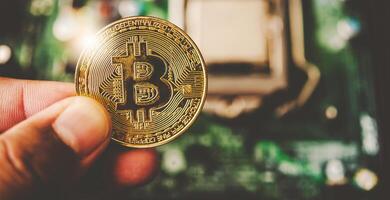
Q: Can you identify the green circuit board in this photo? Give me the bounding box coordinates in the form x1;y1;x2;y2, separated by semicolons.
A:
0;0;381;199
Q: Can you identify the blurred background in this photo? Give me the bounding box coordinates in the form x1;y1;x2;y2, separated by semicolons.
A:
0;0;389;199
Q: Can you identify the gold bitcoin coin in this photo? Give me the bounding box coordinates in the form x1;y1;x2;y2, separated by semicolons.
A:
75;16;207;148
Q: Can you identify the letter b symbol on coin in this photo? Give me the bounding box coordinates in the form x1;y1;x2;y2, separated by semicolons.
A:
112;39;170;120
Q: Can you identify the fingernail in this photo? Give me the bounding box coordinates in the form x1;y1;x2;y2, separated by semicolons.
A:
52;97;111;157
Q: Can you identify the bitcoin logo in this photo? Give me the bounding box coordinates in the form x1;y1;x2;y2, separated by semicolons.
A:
75;16;207;148
111;37;171;128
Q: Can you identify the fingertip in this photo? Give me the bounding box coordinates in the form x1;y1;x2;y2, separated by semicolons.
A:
112;149;158;186
52;96;112;157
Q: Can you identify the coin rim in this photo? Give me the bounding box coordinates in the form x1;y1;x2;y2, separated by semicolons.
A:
75;16;207;148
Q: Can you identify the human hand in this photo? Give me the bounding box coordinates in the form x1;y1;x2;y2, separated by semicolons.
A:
0;77;157;200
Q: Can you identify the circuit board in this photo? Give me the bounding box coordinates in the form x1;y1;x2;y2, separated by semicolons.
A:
0;0;381;199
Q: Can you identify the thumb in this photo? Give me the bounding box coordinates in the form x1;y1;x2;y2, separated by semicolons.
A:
0;96;111;199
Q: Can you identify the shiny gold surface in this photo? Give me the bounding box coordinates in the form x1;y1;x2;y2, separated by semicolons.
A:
75;16;207;148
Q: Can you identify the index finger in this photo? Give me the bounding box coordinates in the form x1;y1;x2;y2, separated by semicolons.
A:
0;77;75;132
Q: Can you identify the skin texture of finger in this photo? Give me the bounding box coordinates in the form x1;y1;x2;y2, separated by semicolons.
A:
0;77;75;132
0;97;111;200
